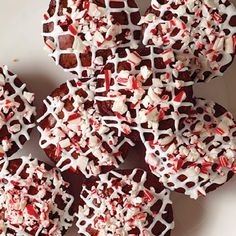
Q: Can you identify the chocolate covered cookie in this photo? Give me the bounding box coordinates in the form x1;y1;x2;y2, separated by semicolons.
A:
140;0;236;82
37;78;134;177
76;169;174;235
42;0;141;77
0;155;74;235
145;98;236;199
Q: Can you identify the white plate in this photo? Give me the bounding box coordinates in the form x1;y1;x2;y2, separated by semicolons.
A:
0;1;236;235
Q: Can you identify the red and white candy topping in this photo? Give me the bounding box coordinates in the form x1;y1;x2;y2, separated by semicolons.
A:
145;98;236;199
0;155;74;235
37;78;134;177
95;47;193;140
76;169;174;235
42;0;141;76
96;50;148;137
140;0;236;82
0;66;36;157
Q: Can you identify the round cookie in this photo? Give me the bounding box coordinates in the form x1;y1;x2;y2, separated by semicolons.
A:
0;155;74;235
139;0;236;82
37;78;134;177
145;98;236;199
42;0;141;77
95;46;194;141
76;169;174;236
0;66;36;157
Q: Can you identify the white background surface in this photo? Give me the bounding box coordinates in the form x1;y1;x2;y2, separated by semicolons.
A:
0;1;236;235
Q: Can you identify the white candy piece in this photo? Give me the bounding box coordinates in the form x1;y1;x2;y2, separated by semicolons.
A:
73;36;86;53
112;96;128;115
225;37;234;54
140;66;152;82
0;74;5;86
23;92;35;104
59;138;71;148
94;56;104;65
9;124;21;134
